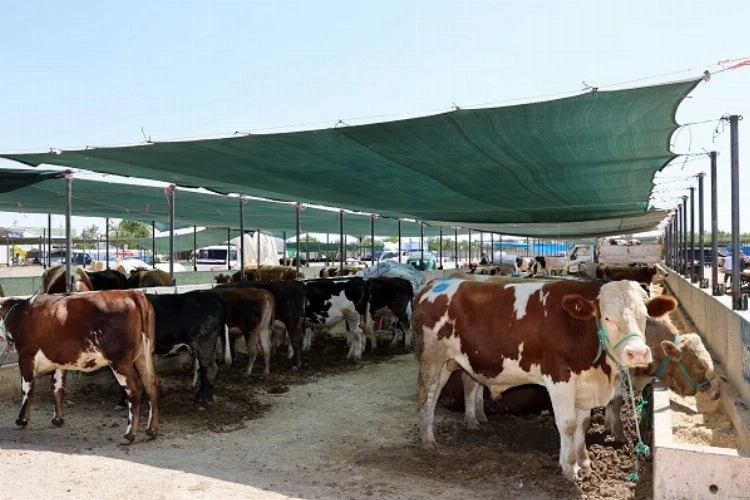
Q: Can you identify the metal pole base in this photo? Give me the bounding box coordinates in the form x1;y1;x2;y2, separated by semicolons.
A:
732;294;748;311
713;284;725;296
699;278;709;289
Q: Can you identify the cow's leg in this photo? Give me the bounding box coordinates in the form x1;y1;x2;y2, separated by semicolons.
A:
418;359;455;449
133;347;160;439
303;326;313;351
256;322;272;377
244;324;259;377
345;312;364;360
289;322;304;369
574;407;592;471
547;382;579;480
193;350;219;405
605;383;627;442
16;361;36;428
51;369;67;426
363;308;376;352
221;324;232;366
111;365;144;444
462;372;488;429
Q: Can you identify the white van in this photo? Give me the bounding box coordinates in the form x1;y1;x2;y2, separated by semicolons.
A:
194;245;239;271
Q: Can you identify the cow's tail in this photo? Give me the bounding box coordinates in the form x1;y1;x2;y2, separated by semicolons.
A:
223;323;232;366
139;292;157;354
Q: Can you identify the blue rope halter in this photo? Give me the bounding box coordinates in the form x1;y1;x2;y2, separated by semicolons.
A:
653;335;716;391
592;319;644;366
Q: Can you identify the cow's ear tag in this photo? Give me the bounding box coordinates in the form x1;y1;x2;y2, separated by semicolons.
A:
575;303;581;311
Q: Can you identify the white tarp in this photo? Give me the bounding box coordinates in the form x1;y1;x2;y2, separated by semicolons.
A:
230;232;279;266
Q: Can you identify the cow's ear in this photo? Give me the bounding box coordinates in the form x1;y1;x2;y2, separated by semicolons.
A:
661;339;683;361
562;294;595;319
646;295;677;317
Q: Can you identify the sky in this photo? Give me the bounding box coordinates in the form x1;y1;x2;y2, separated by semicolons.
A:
1;0;749;236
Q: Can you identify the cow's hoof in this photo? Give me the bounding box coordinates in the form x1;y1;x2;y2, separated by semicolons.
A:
422;440;439;452
465;420;480;430
15;418;28;428
120;433;136;445
145;428;158;439
51;417;64;427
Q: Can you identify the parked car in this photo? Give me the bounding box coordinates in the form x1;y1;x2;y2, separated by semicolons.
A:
63;252;93;266
406;250;437;270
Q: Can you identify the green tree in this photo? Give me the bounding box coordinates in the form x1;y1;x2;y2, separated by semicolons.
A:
75;224;100;249
113;220;151;249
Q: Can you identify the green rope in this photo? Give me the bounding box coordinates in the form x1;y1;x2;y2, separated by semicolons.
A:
625;370;650;482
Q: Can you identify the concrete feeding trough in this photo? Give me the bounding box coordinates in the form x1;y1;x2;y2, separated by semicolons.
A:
652;368;750;499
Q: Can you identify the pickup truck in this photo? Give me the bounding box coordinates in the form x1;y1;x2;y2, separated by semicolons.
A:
562;241;663;275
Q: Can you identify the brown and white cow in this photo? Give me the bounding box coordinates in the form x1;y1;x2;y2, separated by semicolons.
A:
0;290;159;443
230;265;303;282
414;278;676;480
205;287;275;377
41;265;94;293
319;265;365;278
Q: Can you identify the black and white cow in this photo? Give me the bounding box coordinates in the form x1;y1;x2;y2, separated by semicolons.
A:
365;276;414;349
303;278;370;360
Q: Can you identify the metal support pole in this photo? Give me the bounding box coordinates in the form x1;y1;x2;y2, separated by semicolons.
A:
47;213;52;268
257;228;262;268
397;219;402;263
682;196;688;277
240;198;246;279
370;215;375;267
420;222;425;269
439;227;443;269
675;205;681;273
227;227;231;270
490;233;494;264
167;184;175;286
152;221;156;269
710;152;720;294
689;186;696;282
105;217;109;270
339;210;344;273
326;233;330;266
697;173;707;287
305;232;309;266
480;232;484;263
468;229;472;264
282;231;287;265
454;228;459;267
64;172;73;294
728;115;744;309
192;226;197;271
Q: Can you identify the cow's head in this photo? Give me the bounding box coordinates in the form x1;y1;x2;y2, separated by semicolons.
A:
660;333;720;399
215;273;231;284
562;280;676;367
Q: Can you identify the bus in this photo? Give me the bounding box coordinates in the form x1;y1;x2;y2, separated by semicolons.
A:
193;245;239;271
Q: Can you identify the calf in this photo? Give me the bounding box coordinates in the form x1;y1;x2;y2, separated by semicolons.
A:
303;278;369;360
0;291;159;443
205;287;275;377
146;291;226;404
41;265;93;293
86;269;128;290
216;280;306;369
365;277;414;348
605;314;719;441
414;278;675;480
597;264;660;285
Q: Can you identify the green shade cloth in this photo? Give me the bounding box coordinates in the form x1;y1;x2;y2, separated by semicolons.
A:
0;176;443;238
0;169;63;193
1;78;700;230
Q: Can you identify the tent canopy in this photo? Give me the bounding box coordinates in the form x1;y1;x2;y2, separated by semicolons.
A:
1;78;699;236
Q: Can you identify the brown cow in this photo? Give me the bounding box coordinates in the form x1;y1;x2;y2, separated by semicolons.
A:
414;278;675;480
231;265;303;282
206;287;275;377
41;265;94;293
597;264;661;284
0;290;159;444
127;268;172;288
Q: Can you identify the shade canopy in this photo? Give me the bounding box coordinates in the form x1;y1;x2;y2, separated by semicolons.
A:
2;78;700;235
0;174;444;238
0;169;62;194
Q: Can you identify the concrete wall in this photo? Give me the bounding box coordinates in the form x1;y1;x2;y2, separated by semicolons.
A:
664;271;750;408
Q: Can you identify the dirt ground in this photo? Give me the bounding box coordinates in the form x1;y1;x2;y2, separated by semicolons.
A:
0;330;656;500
